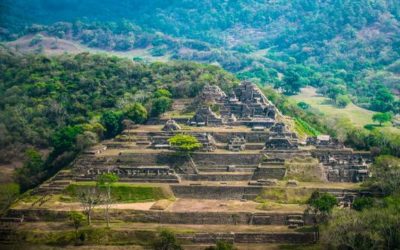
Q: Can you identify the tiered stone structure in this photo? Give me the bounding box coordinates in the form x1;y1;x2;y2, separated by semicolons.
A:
189;81;277;128
9;81;374;246
71;82;371;185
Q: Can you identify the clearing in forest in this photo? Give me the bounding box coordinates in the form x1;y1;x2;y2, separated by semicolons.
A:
290;87;375;127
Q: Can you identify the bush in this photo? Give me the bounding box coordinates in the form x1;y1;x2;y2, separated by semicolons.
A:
152;229;182;250
124;102;148;124
352;197;374;211
168;134;202;152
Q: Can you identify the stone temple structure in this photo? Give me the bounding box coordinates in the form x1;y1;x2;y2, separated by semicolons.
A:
189;81;277;128
16;81;373;246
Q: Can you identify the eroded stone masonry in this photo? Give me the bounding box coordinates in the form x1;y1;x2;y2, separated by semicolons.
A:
74;81;371;185
11;81;373;245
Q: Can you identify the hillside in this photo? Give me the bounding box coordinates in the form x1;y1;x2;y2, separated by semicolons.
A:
1;0;399;114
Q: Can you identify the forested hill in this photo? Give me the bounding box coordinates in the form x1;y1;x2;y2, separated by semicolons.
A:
1;0;399;114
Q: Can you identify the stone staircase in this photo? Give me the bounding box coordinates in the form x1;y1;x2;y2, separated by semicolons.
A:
286;215;305;229
34;170;73;195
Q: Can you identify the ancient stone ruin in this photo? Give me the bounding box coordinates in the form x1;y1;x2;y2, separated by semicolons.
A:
162;119;182;131
189;81;277;128
11;81;374;246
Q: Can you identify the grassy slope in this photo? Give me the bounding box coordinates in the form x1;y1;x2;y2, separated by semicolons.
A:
6;34;171;62
290;87;376;128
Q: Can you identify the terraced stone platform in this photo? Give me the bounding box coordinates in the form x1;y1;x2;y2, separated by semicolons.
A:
2;82;372;248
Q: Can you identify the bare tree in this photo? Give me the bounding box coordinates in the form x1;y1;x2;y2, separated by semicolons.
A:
78;186;101;225
97;173;119;227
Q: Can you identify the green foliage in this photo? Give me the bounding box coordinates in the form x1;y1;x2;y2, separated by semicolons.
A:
14;148;45;191
205;241;236;250
322;207;400;250
153;89;172;98
335;94;351;108
168;134;202;152
372;112;393;126
294;118;320;137
152;229;182;250
0;183;20;214
307;191;337;215
2;0;400;114
297;101;310;110
124;102;148;124
276;69;306;95
100;111;123;138
368;155;400;195
66;183;171;202
151;96;173;117
352;197;374;211
0;50;237;163
68;211;86;232
97;173;119;187
263;86;400;157
51;126;84;155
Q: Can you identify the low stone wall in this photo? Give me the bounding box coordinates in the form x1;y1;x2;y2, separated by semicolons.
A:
181;173;253;181
252;167;287;180
210;132;270;143
170;185;263;200
191;153;262;166
8;209;313;226
177;232;316;244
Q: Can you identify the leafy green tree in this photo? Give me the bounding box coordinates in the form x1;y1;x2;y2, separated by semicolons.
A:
154;89;172;98
326;84;347;100
370;87;395;112
297;101;310;110
0;183;20;214
124;102;148;124
97;173;119;227
151;96;173;117
100;111;123;138
51;126;84;155
14;149;44;191
307;191;337;215
352;196;374;211
322;207;400;250
168;134;202;152
372;112;393;126
153;229;182;250
368;155;400;195
335;94;351;108
68;211;86;243
306;191;337;239
276;69;304;95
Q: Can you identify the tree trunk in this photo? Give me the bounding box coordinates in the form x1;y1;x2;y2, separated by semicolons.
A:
87;210;91;225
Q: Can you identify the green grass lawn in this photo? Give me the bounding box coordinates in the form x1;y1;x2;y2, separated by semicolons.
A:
290;87;376;128
65;182;174;203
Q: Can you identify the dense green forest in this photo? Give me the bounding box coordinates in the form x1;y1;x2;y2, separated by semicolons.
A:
1;47;398;193
1;0;399;113
0;46;237;190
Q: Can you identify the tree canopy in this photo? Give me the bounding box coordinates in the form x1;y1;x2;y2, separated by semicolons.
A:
168;134;202;152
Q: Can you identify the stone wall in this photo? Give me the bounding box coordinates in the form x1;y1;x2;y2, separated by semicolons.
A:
191;153;262;166
170;185;263;200
252;166;287;180
181;173;253;181
177;232;316;244
8;209;314;226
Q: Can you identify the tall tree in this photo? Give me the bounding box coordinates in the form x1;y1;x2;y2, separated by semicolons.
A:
372;113;393;126
97;173;119;227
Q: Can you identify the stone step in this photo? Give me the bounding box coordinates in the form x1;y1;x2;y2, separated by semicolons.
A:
182;173;253;181
176;232;316;244
287;219;304;227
